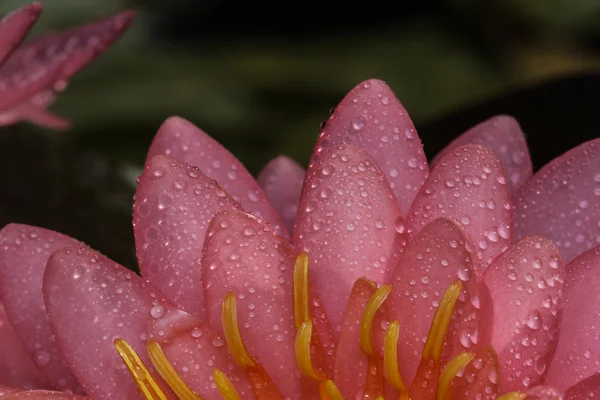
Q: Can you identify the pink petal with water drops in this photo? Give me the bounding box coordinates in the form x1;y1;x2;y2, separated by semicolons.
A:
134;154;242;319
42;246;169;400
0;3;41;66
1;391;87;400
526;385;564;399
545;245;600;391
293;144;406;332
431;116;532;192
450;347;500;400
310;79;428;215
257;155;305;234
202;210;300;398
0;385;22;398
406;144;512;270
514;139;600;263
0;225;81;392
483;236;564;391
565;375;600;400
387;218;488;385
0;303;46;390
147;116;287;236
144;307;254;400
333;278;389;399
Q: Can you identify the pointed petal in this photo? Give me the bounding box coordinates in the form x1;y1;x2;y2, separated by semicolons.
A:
22;107;70;130
484;236;564;391
257;155;305;234
311;79;428;215
293;144;406;332
333;278;388;399
43;246;167;400
432;116;532;192
406;144;512;270
514;139;600;263
0;224;82;391
450;347;500;400
388;218;489;384
565;375;600;400
1;391;87;400
0;303;46;390
147;116;287;236
0;3;41;66
133;154;241;319
202;210;300;398
545;246;600;391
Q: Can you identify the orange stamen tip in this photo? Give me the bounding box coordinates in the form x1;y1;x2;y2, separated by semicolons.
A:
295;320;325;381
324;380;344;400
423;281;463;361
222;291;256;368
114;338;168;400
384;320;407;392
213;369;242;400
293;252;311;329
437;351;474;400
360;284;392;356
496;393;527;400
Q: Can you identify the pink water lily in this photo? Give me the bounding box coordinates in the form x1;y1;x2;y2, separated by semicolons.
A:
0;3;135;130
1;78;599;400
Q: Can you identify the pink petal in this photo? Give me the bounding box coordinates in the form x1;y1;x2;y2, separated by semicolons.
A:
431;116;532;192
0;303;46;390
1;391;87;400
201;210;300;398
42;246;168;400
387;218;488;385
545;246;600;391
0;4;41;66
293;144;406;332
0;224;81;392
406;144;512;270
514;139;600;263
0;104;70;130
311;79;428;215
333;278;389;399
147;116;287;236
565;375;600;400
257;155;305;234
484;236;564;391
133;154;241;319
0;385;22;398
526;385;563;399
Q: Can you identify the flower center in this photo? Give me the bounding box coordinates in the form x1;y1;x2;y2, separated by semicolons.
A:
114;252;526;400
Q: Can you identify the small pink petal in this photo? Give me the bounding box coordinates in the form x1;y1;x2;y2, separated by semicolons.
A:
450;347;500;400
257;155;305;234
43;246;168;400
514;139;600;263
1;391;87;400
202;210;300;398
565;375;600;400
133;154;241;319
545;246;600;391
293;144;406;332
406;144;512;270
388;218;488;385
311;79;428;215
484;236;564;391
0;225;81;392
431;116;532;192
333;278;388;399
0;3;41;66
0;303;46;390
147;116;287;236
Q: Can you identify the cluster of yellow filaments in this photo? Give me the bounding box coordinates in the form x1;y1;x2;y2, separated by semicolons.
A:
115;253;526;400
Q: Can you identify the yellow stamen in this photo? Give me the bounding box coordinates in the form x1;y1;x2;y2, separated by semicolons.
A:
294;252;311;329
295;320;324;381
437;351;474;400
146;341;202;400
360;284;392;356
422;281;463;361
114;338;167;400
496;393;527;400
383;320;407;392
375;397;384;400
213;369;242;400
222;291;256;368
324;380;344;400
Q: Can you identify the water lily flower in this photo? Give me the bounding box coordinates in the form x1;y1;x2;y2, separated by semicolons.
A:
1;79;599;400
0;3;135;130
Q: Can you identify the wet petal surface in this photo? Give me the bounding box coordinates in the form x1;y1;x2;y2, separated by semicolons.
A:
0;4;41;66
